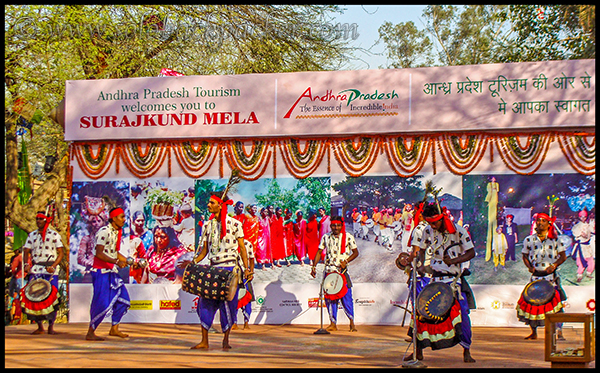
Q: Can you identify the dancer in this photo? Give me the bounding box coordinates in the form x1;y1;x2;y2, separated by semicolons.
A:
310;216;359;332
86;207;131;341
516;212;567;340
409;202;476;363
21;211;65;335
571;209;595;282
179;182;250;350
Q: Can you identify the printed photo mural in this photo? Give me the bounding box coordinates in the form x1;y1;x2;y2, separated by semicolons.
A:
462;173;595;287
69;172;594;289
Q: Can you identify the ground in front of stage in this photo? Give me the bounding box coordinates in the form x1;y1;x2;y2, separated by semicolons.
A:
4;323;595;368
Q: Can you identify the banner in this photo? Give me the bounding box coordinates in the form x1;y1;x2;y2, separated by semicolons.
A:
64;59;595;141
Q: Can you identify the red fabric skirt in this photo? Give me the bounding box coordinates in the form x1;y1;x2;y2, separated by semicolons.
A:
20;285;60;317
410;299;463;351
516;289;562;326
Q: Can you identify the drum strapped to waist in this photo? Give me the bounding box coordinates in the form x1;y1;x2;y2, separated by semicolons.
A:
522;279;555;306
24;278;53;303
416;282;455;323
364;219;374;229
322;271;348;300
181;264;239;301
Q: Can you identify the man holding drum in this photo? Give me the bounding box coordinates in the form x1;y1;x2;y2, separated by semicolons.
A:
517;212;567;340
21;211;64;335
310;216;359;332
179;191;251;350
410;202;476;363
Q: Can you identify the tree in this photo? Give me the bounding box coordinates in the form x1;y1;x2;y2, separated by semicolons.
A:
4;5;355;261
378;5;595;68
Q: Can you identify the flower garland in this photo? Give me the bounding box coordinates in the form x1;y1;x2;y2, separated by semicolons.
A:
437;134;488;175
382;136;431;177
331;136;381;177
171;140;219;178
556;133;595;175
72;142;117;180
276;139;327;179
71;131;594;180
119;142;169;178
494;133;553;175
224;140;273;180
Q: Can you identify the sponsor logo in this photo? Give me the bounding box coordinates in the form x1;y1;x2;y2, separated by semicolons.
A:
279;299;302;307
586;299;595;311
308;297;325;308
129;300;153;310
159;300;181;310
355;298;375;306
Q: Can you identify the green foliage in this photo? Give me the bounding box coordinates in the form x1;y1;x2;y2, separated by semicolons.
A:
378;5;595;68
332;175;424;208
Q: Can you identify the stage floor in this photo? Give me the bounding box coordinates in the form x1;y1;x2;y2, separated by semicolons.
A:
4;323;595;368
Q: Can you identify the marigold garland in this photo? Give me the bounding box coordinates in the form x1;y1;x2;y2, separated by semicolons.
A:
556;134;595;175
437;134;488;175
382;136;431;177
494;133;553;175
224;140;273;180
277;139;327;179
71;131;594;180
331;137;381;177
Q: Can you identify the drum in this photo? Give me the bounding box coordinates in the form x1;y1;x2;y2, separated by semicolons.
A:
395;252;411;270
365;219;374;229
24;278;53;303
416;282;455;323
182;264;239;301
391;220;403;233
522;279;555;306
322;271;348;300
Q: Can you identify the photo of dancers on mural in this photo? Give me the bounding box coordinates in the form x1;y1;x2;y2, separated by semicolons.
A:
68;172;594;289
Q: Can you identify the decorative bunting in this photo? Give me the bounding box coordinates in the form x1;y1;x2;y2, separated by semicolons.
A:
70;131;594;180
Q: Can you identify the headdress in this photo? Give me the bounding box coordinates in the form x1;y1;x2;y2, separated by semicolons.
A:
211;168;241;239
36;212;52;242
331;218;347;254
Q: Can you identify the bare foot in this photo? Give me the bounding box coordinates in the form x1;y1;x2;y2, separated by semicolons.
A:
222;342;232;350
326;323;338;332
243;322;250;330
109;330;129;338
231;324;239;330
524;333;537;340
47;329;58;335
191;342;209;349
463;349;476;363
349;323;357;332
85;333;105;341
31;328;45;335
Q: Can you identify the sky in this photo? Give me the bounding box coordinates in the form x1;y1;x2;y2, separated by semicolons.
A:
333;5;427;70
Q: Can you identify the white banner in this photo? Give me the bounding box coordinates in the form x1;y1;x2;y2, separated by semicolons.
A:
69;283;595;327
64;59;595;141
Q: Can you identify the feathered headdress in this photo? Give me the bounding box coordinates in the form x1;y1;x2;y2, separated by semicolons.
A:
211;168;242;239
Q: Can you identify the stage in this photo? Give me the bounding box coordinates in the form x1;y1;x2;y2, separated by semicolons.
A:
6;323;593;368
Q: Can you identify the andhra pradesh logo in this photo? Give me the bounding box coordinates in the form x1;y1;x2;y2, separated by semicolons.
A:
284;87;399;119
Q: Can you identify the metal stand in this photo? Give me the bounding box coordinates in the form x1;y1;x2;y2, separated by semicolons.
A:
402;257;426;368
314;266;330;335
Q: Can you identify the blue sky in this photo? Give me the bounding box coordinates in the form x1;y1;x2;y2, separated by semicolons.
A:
333;5;427;70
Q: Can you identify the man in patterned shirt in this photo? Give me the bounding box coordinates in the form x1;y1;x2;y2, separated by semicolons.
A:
516;212;567;340
310;216;360;332
22;211;64;335
412;202;476;363
179;192;250;350
86;207;131;341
